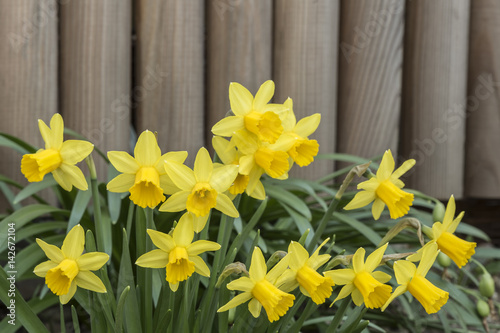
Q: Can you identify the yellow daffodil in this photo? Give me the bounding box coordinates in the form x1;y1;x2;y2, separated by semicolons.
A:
21;113;94;191
211;81;288;144
344;150;415;220
135;214;221;292
382;243;449;314
409;195;476;268
107;130;188;208
218;247;295;322
277;239;334;304
159;147;239;232
324;243;392;309
277;98;321;167
212;135;265;200
33;225;108;304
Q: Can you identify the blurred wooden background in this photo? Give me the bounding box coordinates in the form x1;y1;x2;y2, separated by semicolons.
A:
1;0;499;210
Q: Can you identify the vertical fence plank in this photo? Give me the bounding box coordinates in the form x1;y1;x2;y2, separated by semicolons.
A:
337;0;405;161
135;0;204;164
401;0;470;199
0;0;58;208
206;0;272;146
60;0;131;178
273;0;339;179
465;0;500;198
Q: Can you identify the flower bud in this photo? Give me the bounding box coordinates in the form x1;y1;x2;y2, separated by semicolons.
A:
479;273;495;298
437;252;451;268
432;201;446;222
476;299;490;318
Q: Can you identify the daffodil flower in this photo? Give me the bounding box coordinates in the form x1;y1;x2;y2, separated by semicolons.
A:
218;247;295;322
33;225;109;304
135;214;221;292
277;239;334;304
107;130;188;208
212;135;265;200
211;81;288;144
382;243;449;314
277;98;321;167
21;113;94;191
159;147;239;232
344;150;415;220
409;195;476;268
324;243;392;309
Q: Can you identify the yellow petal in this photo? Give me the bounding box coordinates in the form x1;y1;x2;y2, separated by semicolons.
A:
351;288;364;306
248;180;266;200
212;116;245;137
352;248;366;273
107;174;136;193
210;165;238;193
38;119;54;150
391;159;416;180
226;277;254;292
332;284;355;304
215;194;239;217
253;80;275;110
108;151;140;174
36;238;64;263
134;130;161;166
49;113;64;149
146;229;175;252
344;191;376;210
448;211;464;234
324;269;355;285
415;242;439;277
59;281;77;304
194;147;213;183
164;161;196;191
229;82;253;116
59;140;94;165
51;168;73;192
136;249;170;268
217;292;252;313
192;213;210;233
381;285;408;312
288;241;309;271
393;260;416;284
248;298;262;318
376;150;395;180
187;240;221;256
169;282;179;292
365;243;388;273
294;114;321;138
441;195;456;227
212;136;237;165
266;254;291;284
190;256;211;277
155;151;188;175
75;270;106;293
172;213;194;247
77;252;109;271
159;191;190;212
232;129;259;155
33;260;57;277
372;271;392;284
57;163;89;191
249;247;267;281
62;225;85;259
372;198;385;220
159;174;180;195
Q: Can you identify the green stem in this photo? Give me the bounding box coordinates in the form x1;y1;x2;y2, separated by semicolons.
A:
289;299;317;333
181;282;190;333
326;298;351;333
144;208;154;333
86;155;105;253
60;303;66;333
307;194;341;253
125;200;135;243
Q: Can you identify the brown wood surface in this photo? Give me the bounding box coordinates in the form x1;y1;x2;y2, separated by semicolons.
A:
465;0;500;198
135;0;204;165
60;0;132;179
273;0;339;180
206;0;272;148
401;0;470;199
337;0;404;162
0;0;58;208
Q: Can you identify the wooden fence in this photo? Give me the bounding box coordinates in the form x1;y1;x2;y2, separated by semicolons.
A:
1;0;499;209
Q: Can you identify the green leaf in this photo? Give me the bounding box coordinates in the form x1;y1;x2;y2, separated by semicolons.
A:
333;212;383;247
107;164;123;224
265;184;311;220
283;205;314;246
67;188;92;232
0;132;36;154
0;222;66;253
13;175;58;204
115;286;130;333
455;223;490;242
71;305;81;333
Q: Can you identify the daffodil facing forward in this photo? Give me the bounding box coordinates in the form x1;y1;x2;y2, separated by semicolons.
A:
409;195;476;268
344;150;415;220
160;147;239;232
382;243;449;314
218;247;295;322
277;239;334;304
136;214;221;291
33;225;108;304
211;81;287;144
324;243;392;309
21;113;94;191
107;130;188;208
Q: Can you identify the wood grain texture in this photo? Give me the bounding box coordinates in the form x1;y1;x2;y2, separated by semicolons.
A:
401;0;470;199
273;0;339;179
135;0;204;165
60;0;131;179
0;0;58;209
206;0;272;147
465;0;500;198
337;0;404;161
